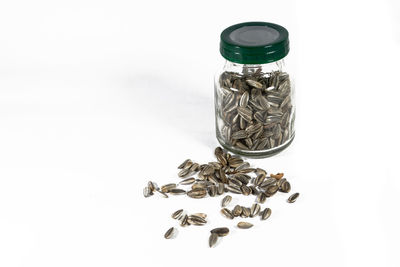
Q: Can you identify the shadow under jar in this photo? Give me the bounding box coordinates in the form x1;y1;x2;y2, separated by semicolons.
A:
215;22;295;157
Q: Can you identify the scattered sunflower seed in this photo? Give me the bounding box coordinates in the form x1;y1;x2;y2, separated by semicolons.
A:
144;147;300;246
237;222;253;229
169;188;186;195
250;203;261;217
143;187;153;198
221;208;234;219
287;192;299;203
171;209;183;219
164;227;175;239
211;227;229;237
260;208;272;220
221;195;232;207
179;177;195;185
209;233;218;248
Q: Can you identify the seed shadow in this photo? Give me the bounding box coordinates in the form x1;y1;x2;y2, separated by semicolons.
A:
126;72;215;146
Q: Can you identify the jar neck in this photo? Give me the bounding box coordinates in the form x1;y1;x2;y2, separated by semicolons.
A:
223;60;284;74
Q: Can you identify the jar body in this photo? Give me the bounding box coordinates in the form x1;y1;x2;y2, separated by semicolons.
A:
214;59;295;157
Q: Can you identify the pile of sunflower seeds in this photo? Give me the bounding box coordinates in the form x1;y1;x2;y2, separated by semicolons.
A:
144;146;300;247
216;68;295;152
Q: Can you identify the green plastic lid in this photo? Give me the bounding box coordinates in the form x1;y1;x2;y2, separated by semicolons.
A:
220;22;289;64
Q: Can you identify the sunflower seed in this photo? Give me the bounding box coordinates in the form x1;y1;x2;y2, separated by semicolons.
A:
211;227;229;237
239;91;249;107
164;227;175;239
192;182;208;189
287;192;299;203
209;233;218;248
232;205;243;217
147;181;158;192
260;178;277;189
190;163;200;172
217;183;225;195
237;107;253;122
187;188;207;199
217;70;294;152
221;195;232;207
178;168;191;178
143;187;153;198
241;207;251;218
254;173;266;186
169;188;186;195
207;185;217;197
256;192;267;204
180;214;189;227
201;165;215;176
265;185;279;197
237;222;253;229
192;213;207;219
221;208;234;219
226;185;242;194
178;159;191;169
241;185;251;196
179;177;195;185
188;215;207;225
171;209;183;219
215;147;223;157
279;180;291;193
250;203;261;217
161;183;177;193
260;208;272;220
246;79;263;89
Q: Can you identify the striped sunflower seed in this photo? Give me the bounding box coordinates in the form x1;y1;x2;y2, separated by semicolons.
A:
178;168;191;178
221;208;234;219
164;227;175;239
161;183;177;193
241;207;251;218
250;203;261;217
211;227;229;237
147;181;158;192
207;185;217;197
232;205;243;217
189;163;200;172
143;187;153;198
179;177;195;185
192;213;207;219
169;188;186;195
279;180;291;193
187;188;207;199
287;192;299;203
265;185;279;197
246;79;263;89
217;183;225;195
226;185;242;194
178;159;191;169
260;208;272;220
209;233;218;248
221;195;232;207
237;222;253;229
180;214;189;227
171;209;184;219
188;215;207;226
256;192;267;204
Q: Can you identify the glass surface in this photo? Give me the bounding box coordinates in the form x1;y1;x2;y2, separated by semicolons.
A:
214;59;295;157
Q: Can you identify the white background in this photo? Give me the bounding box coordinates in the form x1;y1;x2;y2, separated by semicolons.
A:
0;0;399;266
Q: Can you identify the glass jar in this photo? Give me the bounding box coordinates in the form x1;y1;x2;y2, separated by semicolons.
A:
215;22;295;157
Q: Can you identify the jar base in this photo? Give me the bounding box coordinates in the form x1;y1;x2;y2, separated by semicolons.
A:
216;134;295;158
